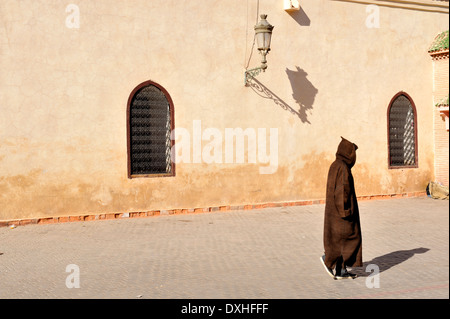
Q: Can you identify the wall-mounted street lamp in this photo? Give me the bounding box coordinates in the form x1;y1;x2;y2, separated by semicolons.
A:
245;14;274;86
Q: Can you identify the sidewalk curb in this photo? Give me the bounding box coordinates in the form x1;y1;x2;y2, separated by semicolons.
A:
0;191;428;228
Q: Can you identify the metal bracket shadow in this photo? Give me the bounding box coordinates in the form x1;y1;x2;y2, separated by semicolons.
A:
248;77;312;124
247;66;318;124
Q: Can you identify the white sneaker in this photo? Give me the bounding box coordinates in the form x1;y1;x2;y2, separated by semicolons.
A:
335;268;357;280
320;255;336;279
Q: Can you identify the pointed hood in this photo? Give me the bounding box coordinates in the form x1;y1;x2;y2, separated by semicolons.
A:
336;137;358;168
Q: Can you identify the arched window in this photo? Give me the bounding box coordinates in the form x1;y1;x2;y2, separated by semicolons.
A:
387;92;418;168
127;80;174;178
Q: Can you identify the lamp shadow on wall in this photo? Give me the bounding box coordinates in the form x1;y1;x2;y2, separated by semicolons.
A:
248;66;318;124
286;66;318;124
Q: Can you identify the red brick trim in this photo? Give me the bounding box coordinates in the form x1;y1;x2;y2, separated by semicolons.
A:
429;49;449;61
0;191;428;228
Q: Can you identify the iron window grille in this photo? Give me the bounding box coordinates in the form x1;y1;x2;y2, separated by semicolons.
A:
387;92;418;169
127;81;175;178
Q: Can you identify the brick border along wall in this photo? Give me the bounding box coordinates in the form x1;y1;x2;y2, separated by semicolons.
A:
0;191;427;228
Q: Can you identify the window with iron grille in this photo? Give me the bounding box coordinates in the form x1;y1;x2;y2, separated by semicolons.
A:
127;81;174;178
388;93;418;168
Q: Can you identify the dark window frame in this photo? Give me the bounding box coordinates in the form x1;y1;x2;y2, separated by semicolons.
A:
127;80;175;179
387;91;418;169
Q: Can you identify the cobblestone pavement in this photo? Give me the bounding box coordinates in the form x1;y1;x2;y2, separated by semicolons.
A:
0;197;448;299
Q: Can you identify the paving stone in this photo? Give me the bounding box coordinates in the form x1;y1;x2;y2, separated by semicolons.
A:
0;197;447;299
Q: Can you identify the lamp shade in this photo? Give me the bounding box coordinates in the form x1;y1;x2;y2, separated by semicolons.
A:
254;14;274;52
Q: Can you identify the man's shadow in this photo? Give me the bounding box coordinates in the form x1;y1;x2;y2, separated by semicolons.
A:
352;247;430;277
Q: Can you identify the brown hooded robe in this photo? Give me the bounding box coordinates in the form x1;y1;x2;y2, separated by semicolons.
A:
323;137;362;271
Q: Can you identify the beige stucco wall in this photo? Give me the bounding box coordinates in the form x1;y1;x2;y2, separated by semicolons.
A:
0;0;448;220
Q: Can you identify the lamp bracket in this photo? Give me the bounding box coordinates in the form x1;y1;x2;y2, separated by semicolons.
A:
244;66;264;86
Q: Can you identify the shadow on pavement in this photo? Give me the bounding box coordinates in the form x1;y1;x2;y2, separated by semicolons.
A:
352;247;430;277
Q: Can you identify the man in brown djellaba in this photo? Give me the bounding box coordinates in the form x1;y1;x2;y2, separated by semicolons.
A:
320;137;363;280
